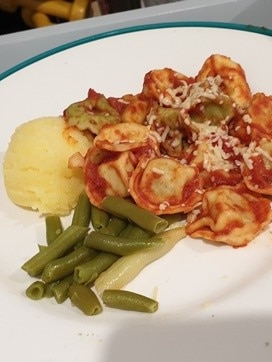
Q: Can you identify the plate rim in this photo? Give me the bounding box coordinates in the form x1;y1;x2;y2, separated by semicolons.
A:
1;21;272;81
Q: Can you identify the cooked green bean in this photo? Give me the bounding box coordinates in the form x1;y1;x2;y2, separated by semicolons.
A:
127;225;153;239
22;225;89;277
84;231;163;256
119;223;134;237
71;191;92;227
52;275;74;304
25;281;45;300
99;216;128;236
119;223;151;238
95;226;186;295
74;252;119;284
101;196;168;233
69;284;102;316
38;244;47;252
45;215;63;245
91;205;110;231
41;246;98;283
44;281;59;298
161;213;184;226
102;289;158;313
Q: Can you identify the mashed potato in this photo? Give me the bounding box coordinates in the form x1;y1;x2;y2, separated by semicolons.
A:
3;116;92;215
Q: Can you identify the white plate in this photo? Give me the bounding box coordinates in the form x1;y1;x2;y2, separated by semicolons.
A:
1;23;272;362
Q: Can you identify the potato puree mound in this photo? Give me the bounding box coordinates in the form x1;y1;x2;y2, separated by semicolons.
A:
3;116;91;215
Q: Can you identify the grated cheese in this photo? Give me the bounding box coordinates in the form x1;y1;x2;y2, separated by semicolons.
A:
159;201;170;210
171;138;181;148
159;76;224;110
117;98;130;105
160;125;170;143
241;141;257;170
192;123;243;172
242;114;252;124
255;146;272;163
246;125;251;135
143;69;272;185
147;113;157;126
152;167;165;175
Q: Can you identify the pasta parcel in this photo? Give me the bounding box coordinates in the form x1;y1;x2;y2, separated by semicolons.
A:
65;54;272;248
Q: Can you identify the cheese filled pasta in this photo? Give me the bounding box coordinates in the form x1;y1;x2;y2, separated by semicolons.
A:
64;54;272;246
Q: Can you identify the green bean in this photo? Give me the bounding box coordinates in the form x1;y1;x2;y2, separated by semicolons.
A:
118;223;151;238
71;191;92;227
127;225;153;239
161;213;184;226
119;223;134;237
25;281;45;300
102;289;158;313
101;196;168;233
99;216;127;236
91;205;110;231
38;244;47;252
41;246;98;283
84;231;163;256
45;215;63;245
74;252;119;284
69;284;102;316
95;226;186;295
44;281;59;298
22;225;89;277
52;275;74;304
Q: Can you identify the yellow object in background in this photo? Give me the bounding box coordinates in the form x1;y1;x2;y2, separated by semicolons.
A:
0;0;101;28
0;0;18;12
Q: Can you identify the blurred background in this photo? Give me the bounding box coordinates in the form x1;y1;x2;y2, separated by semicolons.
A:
0;0;179;35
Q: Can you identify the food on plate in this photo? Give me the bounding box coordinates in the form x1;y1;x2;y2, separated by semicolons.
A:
94;223;186;295
63;88;121;134
68;284;103;316
7;53;272;317
101;195;168;233
22;192;186;314
22;224;89;277
185;183;272;247
4;54;272;247
25;281;45;300
101;289;159;313
64;54;272;247
129;156;203;214
3;116;92;215
195;53;252;108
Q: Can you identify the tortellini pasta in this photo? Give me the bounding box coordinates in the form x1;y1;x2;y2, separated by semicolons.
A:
65;54;272;247
195;54;252;109
129;156;203;214
185;184;272;247
84;147;135;207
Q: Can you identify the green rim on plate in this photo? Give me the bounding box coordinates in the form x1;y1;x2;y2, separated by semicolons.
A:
0;21;272;81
